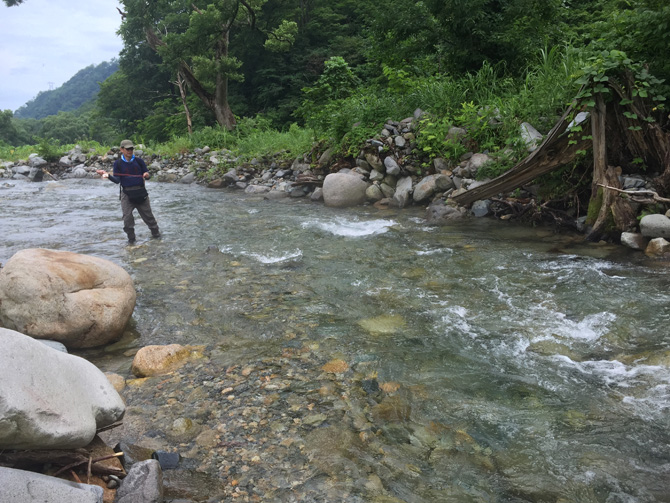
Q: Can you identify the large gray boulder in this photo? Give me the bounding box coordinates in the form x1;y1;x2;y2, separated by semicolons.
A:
0;467;103;503
413;175;437;203
640;214;670;239
322;173;369;208
0;248;136;348
0;328;125;450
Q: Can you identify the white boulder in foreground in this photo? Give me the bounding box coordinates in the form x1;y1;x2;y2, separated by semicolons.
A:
0;328;125;450
0;467;103;503
0;248;136;348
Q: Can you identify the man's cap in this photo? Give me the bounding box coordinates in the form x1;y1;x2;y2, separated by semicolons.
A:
120;140;134;149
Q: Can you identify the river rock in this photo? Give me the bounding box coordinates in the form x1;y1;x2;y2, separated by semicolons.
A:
464;153;493;177
131;344;192;377
358;314;406;336
0;328;125;450
413;175;437;203
366;184;384;201
0;467;104;503
425;201;468;224
471;199;491;217
114;459;163;503
392;176;413;208
520;122;543;151
639;214;670;238
0;248;136;348
179;172;196;184
620;232;648;250
645;237;670;256
244;185;271;194
322;173;369;208
384;156;401;176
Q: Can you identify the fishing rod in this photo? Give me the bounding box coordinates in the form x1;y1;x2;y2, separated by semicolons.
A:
96;169;147;178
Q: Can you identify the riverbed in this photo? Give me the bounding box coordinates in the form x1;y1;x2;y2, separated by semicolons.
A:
1;178;669;502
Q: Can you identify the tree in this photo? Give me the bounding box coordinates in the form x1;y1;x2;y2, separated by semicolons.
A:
120;0;297;130
420;0;563;75
2;0;24;6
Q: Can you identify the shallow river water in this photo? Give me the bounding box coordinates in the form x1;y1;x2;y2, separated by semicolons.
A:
2;178;669;502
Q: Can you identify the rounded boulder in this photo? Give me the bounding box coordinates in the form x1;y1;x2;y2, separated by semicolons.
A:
322;173;369;208
0;248;136;348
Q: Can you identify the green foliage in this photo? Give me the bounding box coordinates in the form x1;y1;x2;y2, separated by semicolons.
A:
39;112;90;144
0;110;30;146
298;57;362;124
0;144;33;162
35;137;62;162
569;49;666;141
149;117;313;162
415;116;459;166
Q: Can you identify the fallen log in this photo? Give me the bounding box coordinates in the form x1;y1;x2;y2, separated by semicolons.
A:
451;106;591;206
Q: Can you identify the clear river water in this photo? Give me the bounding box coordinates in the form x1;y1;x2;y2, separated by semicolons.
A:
1;178;669;502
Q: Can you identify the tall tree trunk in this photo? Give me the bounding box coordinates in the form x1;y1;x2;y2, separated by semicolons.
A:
586;94;636;241
175;71;192;135
586;166;637;241
146;27;237;131
590;93;607;200
213;30;236;130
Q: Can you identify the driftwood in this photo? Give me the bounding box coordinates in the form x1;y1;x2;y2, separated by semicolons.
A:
597;184;670;204
293;174;323;187
0;449;125;478
451;106;591;206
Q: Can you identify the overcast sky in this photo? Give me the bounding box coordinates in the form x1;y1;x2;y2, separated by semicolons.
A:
0;0;123;112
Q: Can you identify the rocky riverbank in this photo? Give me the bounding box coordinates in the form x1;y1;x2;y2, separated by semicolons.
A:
2;111;670;256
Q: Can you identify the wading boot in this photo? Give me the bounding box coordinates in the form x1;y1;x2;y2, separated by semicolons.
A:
151;227;161;239
125;228;136;243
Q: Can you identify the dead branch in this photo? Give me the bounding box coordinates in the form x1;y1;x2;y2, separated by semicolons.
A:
52;452;125;478
597;184;670;204
96;422;123;434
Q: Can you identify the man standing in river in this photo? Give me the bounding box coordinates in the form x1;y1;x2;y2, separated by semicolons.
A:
96;140;160;243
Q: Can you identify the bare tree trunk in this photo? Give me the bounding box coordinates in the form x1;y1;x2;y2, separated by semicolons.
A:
586;94;636;241
590;93;607;200
586;166;637;241
175;71;192;135
213;30;236;130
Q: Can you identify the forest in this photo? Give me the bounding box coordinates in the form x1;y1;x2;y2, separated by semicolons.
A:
1;0;669;238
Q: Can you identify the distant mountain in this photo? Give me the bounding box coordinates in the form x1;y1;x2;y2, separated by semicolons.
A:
14;60;119;119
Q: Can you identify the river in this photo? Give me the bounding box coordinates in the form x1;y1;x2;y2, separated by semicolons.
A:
2;178;669;502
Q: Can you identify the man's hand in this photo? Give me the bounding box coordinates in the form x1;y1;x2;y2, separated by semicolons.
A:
96;169;108;178
143;172;150;179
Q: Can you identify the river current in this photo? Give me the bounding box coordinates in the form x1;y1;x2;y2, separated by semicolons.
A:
1;178;669;502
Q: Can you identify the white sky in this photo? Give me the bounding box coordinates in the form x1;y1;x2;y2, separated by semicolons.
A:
0;0;123;112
